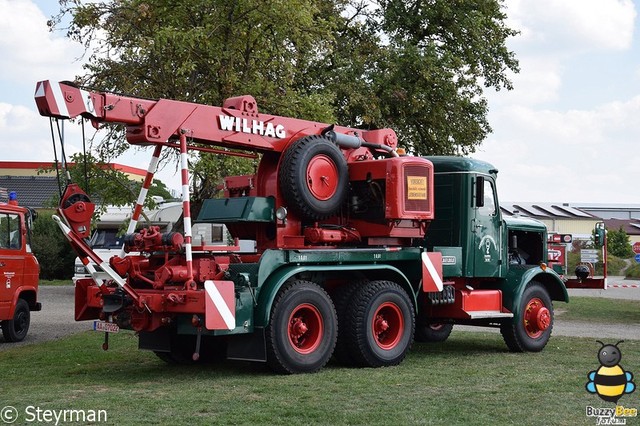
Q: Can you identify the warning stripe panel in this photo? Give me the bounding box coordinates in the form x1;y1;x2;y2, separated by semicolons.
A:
422;252;443;292
204;280;236;330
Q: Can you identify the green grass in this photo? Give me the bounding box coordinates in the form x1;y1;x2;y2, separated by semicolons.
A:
1;331;638;425
38;279;73;286
556;297;640;324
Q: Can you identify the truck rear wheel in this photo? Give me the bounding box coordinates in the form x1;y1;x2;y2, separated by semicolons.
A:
346;280;415;367
266;280;337;374
500;281;553;352
331;280;367;365
278;135;348;221
2;299;30;342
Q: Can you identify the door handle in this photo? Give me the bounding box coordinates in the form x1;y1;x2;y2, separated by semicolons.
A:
0;262;5;267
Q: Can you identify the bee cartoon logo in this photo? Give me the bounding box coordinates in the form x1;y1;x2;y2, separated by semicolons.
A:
586;340;636;403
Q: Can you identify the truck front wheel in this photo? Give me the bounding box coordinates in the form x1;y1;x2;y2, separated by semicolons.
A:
346;280;415;367
2;299;30;342
266;280;337;374
500;281;553;352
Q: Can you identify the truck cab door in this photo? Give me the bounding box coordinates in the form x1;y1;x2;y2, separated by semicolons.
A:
472;176;502;277
0;212;25;318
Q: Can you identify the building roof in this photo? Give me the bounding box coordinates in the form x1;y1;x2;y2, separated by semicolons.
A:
0;176;60;208
603;219;640;236
501;202;597;220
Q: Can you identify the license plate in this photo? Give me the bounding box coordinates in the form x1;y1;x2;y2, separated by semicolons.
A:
93;321;120;333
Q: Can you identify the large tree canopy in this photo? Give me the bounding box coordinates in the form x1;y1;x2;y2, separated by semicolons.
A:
51;0;518;192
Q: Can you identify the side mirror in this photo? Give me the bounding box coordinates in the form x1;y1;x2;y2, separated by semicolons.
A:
475;176;485;208
594;222;606;247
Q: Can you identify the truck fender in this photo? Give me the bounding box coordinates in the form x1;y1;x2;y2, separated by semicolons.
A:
506;267;568;318
5;286;39;318
253;264;416;328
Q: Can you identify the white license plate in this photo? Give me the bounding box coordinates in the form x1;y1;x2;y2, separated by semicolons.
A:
93;321;120;333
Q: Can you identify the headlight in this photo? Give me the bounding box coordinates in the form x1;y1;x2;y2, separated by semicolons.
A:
74;265;87;274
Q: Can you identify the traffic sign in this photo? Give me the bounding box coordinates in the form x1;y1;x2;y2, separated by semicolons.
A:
581;249;599;263
633;242;640;254
635;254;640;263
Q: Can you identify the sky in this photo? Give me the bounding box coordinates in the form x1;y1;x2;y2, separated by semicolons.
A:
0;0;639;204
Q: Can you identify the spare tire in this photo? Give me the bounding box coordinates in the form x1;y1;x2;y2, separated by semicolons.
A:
278;135;348;221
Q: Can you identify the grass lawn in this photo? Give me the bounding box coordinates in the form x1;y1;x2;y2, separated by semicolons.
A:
1;331;638;425
556;296;640;324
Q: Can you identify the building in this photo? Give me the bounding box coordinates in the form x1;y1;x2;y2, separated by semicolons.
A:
573;203;640;244
0;161;147;208
501;202;600;239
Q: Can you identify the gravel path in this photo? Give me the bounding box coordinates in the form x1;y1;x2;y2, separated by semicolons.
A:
0;286;87;351
1;280;639;351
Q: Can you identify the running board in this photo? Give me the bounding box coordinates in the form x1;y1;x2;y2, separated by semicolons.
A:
467;311;513;319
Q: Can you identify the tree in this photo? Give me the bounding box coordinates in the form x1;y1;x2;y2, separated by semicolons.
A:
607;226;634;258
49;0;518;193
41;152;173;213
31;211;76;279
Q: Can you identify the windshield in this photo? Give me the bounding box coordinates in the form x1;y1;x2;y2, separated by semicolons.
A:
90;229;125;249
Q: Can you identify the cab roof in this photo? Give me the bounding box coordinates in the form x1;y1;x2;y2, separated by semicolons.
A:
0;203;28;214
423;156;498;176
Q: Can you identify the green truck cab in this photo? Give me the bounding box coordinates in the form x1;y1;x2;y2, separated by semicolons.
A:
422;157;568;351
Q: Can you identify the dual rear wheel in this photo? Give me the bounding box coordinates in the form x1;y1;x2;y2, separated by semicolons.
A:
266;279;415;374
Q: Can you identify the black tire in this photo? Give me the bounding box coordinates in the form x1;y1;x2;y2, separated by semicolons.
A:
415;321;453;343
2;299;30;342
500;281;553;352
266;280;337;374
346;280;415;368
332;281;367;365
278;135;348;221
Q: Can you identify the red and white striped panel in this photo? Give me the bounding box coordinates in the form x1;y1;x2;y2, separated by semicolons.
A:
421;252;444;292
204;280;236;330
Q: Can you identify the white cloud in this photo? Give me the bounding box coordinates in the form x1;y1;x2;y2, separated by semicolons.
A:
0;102;83;161
0;0;85;85
478;95;640;203
491;56;563;106
506;0;636;53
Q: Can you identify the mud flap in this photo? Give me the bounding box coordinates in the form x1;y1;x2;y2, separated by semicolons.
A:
226;328;267;362
75;278;101;321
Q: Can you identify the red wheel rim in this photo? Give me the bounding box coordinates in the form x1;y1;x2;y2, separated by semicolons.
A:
523;297;551;339
288;303;323;354
429;323;445;331
371;302;404;350
306;154;339;201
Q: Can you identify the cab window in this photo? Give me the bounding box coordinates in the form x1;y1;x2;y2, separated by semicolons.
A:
478;180;496;216
0;213;21;250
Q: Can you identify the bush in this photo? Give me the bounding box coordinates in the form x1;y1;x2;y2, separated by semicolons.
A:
627;263;640;278
30;210;76;279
